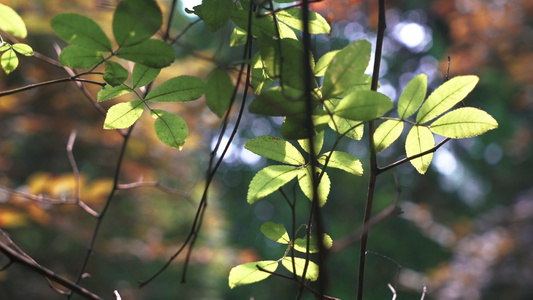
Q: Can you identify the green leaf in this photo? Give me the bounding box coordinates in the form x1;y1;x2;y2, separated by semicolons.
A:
0;44;9;52
228;260;278;289
429;107;498;138
298;166;330;207
0;4;27;38
398;74;427;119
103;99;144;129
281;257;319;281
317;151;363;176
194;0;233;32
230;27;247;47
97;84;132;102
103;61;129;86
12;43;33;56
151;110;188;150
245;135;305;165
314;50;340;77
113;0;162;47
247;165;299;204
294;234;333;253
1;49;18;74
59;45;103;69
405;126;434;174
322;40;371;99
232;10;297;40
324;99;364;140
281;116;311;140
132;63;160;88
334;90;392;121
374;120;404;153
145;76;205;102
298;129;324;154
51;14;112;51
251;53;273;95
260;222;290;244
276;8;331;34
416;75;479;124
206;68;233;117
116;39;175;68
248;88;306;117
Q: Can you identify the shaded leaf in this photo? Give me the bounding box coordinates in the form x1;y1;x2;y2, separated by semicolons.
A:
334;90;392;121
317;151;363;176
113;0;162;47
260;222;290;244
206;68;234;117
398;74;427;119
245;135;305;165
249;87;306;117
374;120;404;153
103;99;144;129
281;116;312;140
51;14;112;51
405;126;434;174
281;257;319;281
232;10;297;39
430;107;498;138
97;84;132;102
294;234;333;253
1;49;18;74
416;75;479;124
116;39;175;68
251;52;273;95
298;166;330;207
103;61;129;86
228;260;278;289
59;45;102;69
314;50;340;77
248;165;299;204
324;99;364;140
230;27;247;47
276;8;331;34
193;0;233;32
132;63;160;88
12;43;33;56
322;40;371;99
145;75;204;102
0;4;27;38
151;110;188;150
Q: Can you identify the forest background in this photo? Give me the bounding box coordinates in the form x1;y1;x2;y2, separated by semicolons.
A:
0;0;532;299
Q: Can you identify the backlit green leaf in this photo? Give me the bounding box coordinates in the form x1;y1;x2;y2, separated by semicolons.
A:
228;260;278;289
151;110;188;150
334;90;392;121
416;75;479;124
12;43;33;56
103;61;129;86
245;135;305;165
324;99;364;140
260;222;290;244
232;10;297;40
51;14;112;51
405;126;434;174
97;84;132;102
206;68;234;117
430;107;498;138
1;49;18;74
398;74;427;119
251;53;273;95
59;45;103;69
194;0;233;32
317;151;363;176
298;166;330;207
374;120;404;153
113;0;162;47
249;88;306;117
145;76;204;102
230;27;247;47
281;257;319;281
132;63;160;88
294;234;333;253
322;40;371;99
117;39;175;68
276;8;331;34
247;165;299;204
103;99;144;129
314;50;340;77
298;129;324;154
0;4;27;38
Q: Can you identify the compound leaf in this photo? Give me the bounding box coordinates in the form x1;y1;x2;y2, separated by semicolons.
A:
117;39;175;68
151;110;188;150
51;14;112;51
113;0;162;47
317;151;363;176
59;45;102;69
374;119;404;153
145;75;204;102
228;260;278;289
416;75;479;124
103;99;144;129
405;126;434;174
398;74;427;119
429;107;498;138
245;135;305;165
260;222;290;244
281;257;319;281
248;165;299;204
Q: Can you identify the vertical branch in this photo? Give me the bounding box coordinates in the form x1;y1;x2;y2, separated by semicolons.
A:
357;0;386;300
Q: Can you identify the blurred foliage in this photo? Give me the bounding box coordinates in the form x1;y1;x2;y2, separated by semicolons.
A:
0;0;532;299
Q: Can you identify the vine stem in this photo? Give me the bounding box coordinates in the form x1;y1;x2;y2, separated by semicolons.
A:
357;0;386;299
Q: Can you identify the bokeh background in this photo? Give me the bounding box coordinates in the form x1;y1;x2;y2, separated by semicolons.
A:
0;0;532;299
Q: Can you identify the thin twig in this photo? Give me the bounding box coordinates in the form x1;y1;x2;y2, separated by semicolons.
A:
0;77;105;97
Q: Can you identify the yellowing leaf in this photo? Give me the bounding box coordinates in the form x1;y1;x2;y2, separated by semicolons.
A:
247;165;299;204
260;222;290;244
405;126;435;174
398;74;427;119
298;166;330;207
1;49;18;74
430;107;498;138
293;233;333;253
281;257;319;281
374;120;404;153
229;260;279;288
103;99;144;129
0;4;27;38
